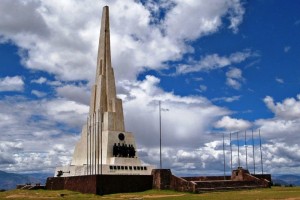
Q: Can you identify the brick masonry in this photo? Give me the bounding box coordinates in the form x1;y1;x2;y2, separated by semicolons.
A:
46;174;153;195
46;168;271;195
152;168;271;193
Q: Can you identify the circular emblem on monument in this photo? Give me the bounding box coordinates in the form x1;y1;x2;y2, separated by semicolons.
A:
118;133;125;141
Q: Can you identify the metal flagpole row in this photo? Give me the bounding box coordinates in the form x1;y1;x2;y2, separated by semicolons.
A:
225;130;264;175
252;129;255;174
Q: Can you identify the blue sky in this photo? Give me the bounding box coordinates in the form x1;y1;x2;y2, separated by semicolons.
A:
0;0;300;176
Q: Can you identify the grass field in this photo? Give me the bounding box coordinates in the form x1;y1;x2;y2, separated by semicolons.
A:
0;187;300;200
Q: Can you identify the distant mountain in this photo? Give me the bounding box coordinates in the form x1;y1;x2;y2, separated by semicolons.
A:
272;174;300;186
0;170;51;190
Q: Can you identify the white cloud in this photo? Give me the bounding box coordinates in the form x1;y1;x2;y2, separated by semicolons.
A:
263;95;300;120
177;50;253;74
122;75;229;148
215;116;251;131
212;95;241;103
0;76;230;173
275;77;284;84
31;90;47;98
0;0;246;82
196;84;207;93
0;96;86;173
227;0;245;33
56;84;90;105
31;77;47;84
0;76;24;92
45;99;89;128
253;94;300;145
164;0;244;41
226;67;244;89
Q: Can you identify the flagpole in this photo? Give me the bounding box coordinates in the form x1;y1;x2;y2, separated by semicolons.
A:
223;133;226;179
230;132;232;172
245;130;248;169
159;101;162;169
86;117;89;175
252;129;255;174
237;132;240;167
259;129;263;174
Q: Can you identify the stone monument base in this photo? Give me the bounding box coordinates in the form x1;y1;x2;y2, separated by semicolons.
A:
46;174;153;195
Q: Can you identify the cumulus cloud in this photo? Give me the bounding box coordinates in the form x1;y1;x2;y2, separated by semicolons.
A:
164;0;244;41
0;96;86;173
252;94;300;148
0;76;24;92
56;84;90;105
215;116;251;131
121;75;229;149
0;0;246;82
263;95;300;120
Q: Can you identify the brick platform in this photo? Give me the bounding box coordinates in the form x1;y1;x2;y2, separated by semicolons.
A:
46;174;153;195
46;168;271;195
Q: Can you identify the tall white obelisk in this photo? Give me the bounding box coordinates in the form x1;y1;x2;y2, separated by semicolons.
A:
54;6;154;177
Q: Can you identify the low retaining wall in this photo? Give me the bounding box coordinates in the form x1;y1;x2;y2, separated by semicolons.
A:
170;175;196;192
182;176;231;181
252;174;272;182
46;175;153;195
152;169;271;193
151;169;196;192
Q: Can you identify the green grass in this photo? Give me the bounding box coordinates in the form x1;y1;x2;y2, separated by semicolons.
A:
0;187;300;199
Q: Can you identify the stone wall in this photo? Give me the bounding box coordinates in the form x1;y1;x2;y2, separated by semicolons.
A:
152;169;271;193
46;169;271;195
152;169;172;190
170;175;196;192
182;176;231;181
252;174;272;182
46;174;152;195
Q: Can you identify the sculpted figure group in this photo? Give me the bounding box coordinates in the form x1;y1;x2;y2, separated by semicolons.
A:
113;143;136;158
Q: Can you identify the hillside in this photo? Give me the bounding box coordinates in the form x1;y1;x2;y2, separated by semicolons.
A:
273;174;300;186
0;170;51;190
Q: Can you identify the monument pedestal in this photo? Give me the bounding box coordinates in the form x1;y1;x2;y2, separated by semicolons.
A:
46;174;153;195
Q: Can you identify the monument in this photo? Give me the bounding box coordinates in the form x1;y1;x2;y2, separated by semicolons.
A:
54;5;154;177
46;6;271;195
